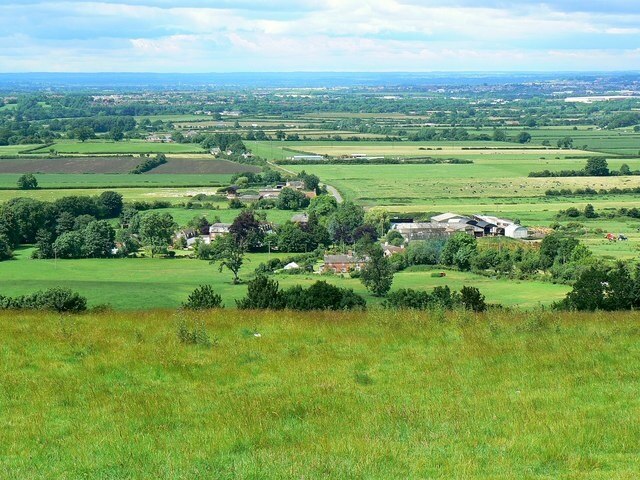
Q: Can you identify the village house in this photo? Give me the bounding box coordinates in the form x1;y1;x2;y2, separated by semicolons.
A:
146;134;173;143
209;223;231;239
323;254;367;274
382;244;405;256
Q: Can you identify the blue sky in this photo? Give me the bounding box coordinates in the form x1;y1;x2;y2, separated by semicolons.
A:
1;1;639;72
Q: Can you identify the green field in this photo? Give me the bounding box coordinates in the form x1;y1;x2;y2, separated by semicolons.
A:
0;248;569;309
0;173;232;189
28;140;205;155
1;309;640;478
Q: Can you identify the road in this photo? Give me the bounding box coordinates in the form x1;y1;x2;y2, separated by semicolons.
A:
322;183;343;203
267;160;343;204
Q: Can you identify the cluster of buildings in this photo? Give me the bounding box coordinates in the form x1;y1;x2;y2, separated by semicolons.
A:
390;212;528;243
227;180;316;203
146;134;173;143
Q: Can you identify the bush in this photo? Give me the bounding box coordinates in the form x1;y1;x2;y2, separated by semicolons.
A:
182;285;223;310
236;275;285;309
459;286;487;312
384;289;432;310
177;318;212;347
0;288;87;312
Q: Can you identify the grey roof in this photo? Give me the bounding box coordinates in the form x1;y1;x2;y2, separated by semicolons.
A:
324;255;362;264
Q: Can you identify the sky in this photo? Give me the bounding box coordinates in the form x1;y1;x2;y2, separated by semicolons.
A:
1;0;639;72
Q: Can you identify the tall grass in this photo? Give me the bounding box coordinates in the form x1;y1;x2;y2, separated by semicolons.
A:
1;308;639;478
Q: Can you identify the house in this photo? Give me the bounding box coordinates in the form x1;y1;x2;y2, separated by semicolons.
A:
176;228;197;240
505;224;529;239
323;254;367;273
382;244;404;256
146;134;173;143
209;223;231;239
291;213;309;224
187;235;211;248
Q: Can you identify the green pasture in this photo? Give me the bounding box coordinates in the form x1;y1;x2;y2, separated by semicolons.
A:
29;140;205;155
0;186;226;203
0;249;569;309
0;144;42;155
284;162;640;206
2;308;640;477
0;173;231;189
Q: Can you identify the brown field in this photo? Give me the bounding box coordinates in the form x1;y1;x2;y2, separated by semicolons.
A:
149;158;260;174
0;156;259;175
0;156;140;174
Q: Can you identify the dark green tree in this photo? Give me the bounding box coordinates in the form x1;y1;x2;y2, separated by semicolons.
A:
236;274;284;309
210;234;246;284
183;285;223;310
360;244;394;297
584;157;609;176
17;173;38;190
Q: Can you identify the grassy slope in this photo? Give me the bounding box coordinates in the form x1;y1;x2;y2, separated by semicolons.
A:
1;309;639;478
0;249;569;309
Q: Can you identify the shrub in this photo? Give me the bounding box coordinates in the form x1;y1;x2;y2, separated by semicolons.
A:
459;286;487;312
177;319;212;347
0;288;87;313
384;289;432;310
236;275;285;309
182;285;223;310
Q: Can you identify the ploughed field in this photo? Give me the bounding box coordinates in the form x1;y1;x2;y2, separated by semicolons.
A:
1;309;639;478
0;156;258;175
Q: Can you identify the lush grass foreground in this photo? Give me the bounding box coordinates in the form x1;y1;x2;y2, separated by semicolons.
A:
1;309;640;478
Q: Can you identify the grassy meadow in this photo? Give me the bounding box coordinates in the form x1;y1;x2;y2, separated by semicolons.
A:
1;308;640;478
0;248;569;309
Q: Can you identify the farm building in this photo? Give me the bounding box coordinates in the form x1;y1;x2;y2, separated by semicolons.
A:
323;255;367;274
283;262;300;270
505;224;529;239
259;188;282;199
286;180;306;190
465;219;497;237
431;212;470;223
292;155;324;161
209;223;231;239
391;222;452;242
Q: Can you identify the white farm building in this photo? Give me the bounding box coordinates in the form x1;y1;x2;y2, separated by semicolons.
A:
505;224;529;239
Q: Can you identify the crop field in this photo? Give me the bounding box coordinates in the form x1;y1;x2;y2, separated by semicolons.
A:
0;248;569;309
247;140;595;161
150;158;260;174
2;309;640;478
0;156;142;174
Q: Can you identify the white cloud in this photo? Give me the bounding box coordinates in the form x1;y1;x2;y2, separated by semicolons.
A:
1;0;640;71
